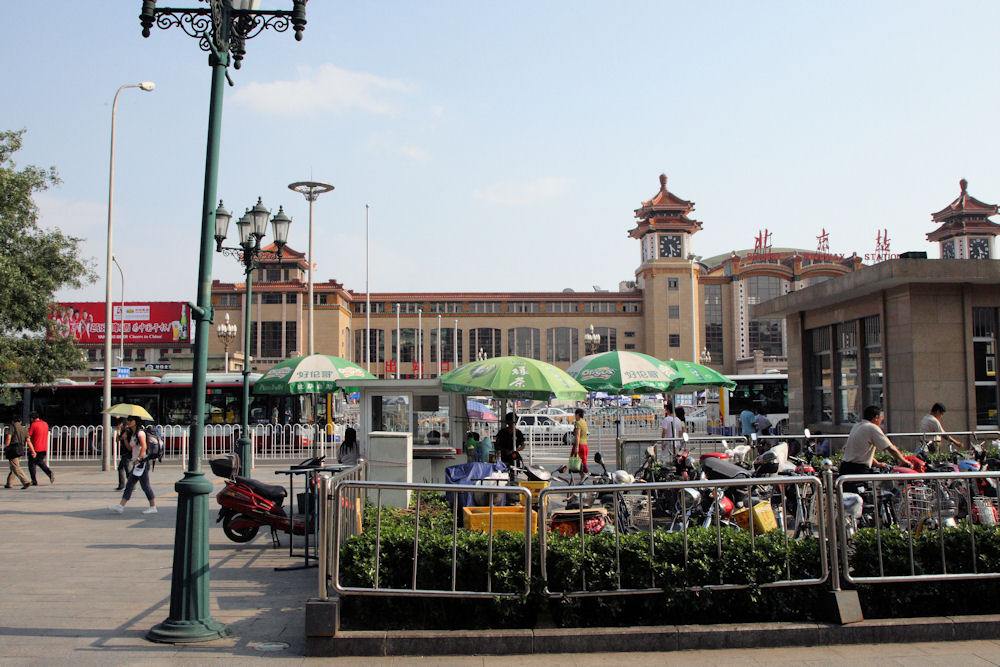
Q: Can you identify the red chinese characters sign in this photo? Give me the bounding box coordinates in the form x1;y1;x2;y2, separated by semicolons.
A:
50;302;191;345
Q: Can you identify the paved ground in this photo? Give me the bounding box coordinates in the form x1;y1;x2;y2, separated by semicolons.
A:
4;461;1000;665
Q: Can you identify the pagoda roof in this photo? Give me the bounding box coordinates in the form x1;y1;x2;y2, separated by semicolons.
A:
628;174;703;238
927;179;1000;242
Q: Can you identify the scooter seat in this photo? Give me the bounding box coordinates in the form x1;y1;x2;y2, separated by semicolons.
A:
700;452;729;462
234;476;287;504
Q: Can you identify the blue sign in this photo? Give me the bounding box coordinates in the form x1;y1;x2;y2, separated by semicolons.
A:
116;367;131;378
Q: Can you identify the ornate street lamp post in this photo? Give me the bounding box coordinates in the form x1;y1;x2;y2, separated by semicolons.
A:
215;199;291;478
584;324;602;356
138;0;307;644
700;347;712;365
216;313;238;372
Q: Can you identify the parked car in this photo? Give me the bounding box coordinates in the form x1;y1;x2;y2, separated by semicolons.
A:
528;407;575;423
516;414;573;443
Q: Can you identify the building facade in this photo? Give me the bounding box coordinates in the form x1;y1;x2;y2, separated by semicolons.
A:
756;180;1000;433
207;175;862;378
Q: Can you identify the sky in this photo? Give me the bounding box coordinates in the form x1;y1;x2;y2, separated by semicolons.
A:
4;2;1000;304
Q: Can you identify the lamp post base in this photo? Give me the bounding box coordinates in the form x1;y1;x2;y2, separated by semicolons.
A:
237;435;252;477
147;617;231;644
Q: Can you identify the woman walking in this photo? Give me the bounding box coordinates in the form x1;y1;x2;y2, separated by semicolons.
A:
108;416;157;515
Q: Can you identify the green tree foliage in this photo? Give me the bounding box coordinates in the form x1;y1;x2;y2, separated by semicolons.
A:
0;129;94;384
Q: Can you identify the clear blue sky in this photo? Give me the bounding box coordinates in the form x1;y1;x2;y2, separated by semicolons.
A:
3;2;1000;303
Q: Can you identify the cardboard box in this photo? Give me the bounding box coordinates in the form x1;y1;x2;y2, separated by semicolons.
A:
463;506;538;535
733;500;778;533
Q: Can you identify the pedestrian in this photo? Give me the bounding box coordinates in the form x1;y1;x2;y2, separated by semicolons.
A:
337;427;359;466
919;402;963;453
739;406;756;444
495;412;525;467
570;408;589;484
108;416;157;514
115;419;134;491
3;417;32;489
660;403;683;459
754;407;773;437
27;411;54;485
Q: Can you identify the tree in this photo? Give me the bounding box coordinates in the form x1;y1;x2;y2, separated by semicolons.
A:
0;129;94;385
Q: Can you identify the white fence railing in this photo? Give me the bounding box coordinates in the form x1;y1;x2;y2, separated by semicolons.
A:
36;423;346;466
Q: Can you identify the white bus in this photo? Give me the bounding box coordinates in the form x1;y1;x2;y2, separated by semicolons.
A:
690;373;789;436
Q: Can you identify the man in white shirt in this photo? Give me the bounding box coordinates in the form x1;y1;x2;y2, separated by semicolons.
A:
841;405;910;479
919;403;962;452
660;404;683;459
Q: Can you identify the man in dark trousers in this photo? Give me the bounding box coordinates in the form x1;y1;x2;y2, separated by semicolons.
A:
27;411;54;485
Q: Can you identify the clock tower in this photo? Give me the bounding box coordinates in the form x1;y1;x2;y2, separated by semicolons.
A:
927;179;1000;260
628;174;704;362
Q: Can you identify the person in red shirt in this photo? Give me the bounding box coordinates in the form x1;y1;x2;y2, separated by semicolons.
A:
27;411;54;485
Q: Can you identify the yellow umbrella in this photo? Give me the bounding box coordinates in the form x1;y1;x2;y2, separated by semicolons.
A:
102;403;153;420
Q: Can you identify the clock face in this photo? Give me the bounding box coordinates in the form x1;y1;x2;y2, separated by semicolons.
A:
941;240;955;259
659;234;683;258
970;237;991;260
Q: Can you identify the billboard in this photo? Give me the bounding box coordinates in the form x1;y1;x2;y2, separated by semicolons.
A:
51;302;191;345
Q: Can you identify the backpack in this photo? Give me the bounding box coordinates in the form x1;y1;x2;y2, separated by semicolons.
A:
143;424;164;467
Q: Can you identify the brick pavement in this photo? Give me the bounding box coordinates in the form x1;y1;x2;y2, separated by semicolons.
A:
3;462;1000;665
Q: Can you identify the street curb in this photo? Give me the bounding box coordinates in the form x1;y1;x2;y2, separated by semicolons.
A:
306;614;1000;657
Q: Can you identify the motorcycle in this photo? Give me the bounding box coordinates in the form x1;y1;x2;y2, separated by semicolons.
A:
210;453;324;544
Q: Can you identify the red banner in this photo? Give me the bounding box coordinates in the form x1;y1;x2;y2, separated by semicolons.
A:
50;302;191;345
441;361;451;373
386;360;397;373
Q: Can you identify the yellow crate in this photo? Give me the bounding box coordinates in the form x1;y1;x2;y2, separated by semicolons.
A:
463;506;538;535
520;480;550;504
733;501;778;534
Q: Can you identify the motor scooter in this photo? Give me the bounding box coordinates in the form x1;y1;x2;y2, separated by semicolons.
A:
210;453;324;544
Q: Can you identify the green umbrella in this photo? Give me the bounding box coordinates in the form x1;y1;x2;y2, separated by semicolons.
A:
566;351;683;394
441;356;587;400
252;354;376;395
663;360;736;390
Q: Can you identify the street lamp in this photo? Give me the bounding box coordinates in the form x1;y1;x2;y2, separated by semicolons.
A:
584;324;602;356
139;0;307;645
103;80;154;473
216;313;237;372
287;180;334;356
113;256;126;368
700;347;712;365
215;198;291;479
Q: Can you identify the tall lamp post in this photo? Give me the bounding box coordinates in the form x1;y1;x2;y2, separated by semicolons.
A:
103;80;154;473
215;199;291;478
139;0;307;644
216;313;238;372
287;181;334;356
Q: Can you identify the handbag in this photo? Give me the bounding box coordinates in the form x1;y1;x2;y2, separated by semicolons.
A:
568;455;582;473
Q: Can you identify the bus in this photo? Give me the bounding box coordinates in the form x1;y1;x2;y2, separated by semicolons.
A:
0;373;311;427
696;373;789;436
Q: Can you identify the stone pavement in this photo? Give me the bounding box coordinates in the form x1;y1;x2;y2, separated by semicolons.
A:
3;462;1000;665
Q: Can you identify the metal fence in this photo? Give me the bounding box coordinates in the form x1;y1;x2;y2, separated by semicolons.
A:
38;422;346;466
322;481;533;601
537;475;828;598
318;462;1000;616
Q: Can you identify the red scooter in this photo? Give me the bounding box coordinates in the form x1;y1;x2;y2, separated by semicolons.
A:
210;454;322;544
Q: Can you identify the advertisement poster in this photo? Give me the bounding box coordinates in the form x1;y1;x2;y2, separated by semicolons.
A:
50;302;191;345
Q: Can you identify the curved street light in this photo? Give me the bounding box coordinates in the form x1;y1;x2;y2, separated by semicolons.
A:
102;81;154;474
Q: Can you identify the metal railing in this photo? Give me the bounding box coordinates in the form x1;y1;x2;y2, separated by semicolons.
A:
41;422;345;466
537;476;828;598
317;461;367;599
833;469;1000;585
323;481;533;601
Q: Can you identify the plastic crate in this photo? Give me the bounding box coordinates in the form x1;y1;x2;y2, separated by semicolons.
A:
733;501;778;533
463;506;538;535
520;480;549;504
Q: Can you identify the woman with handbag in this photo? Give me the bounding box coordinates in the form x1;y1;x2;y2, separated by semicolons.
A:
569;408;589;484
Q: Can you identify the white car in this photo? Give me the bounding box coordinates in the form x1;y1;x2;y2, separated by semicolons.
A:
529;407;575;423
516;414;574;442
